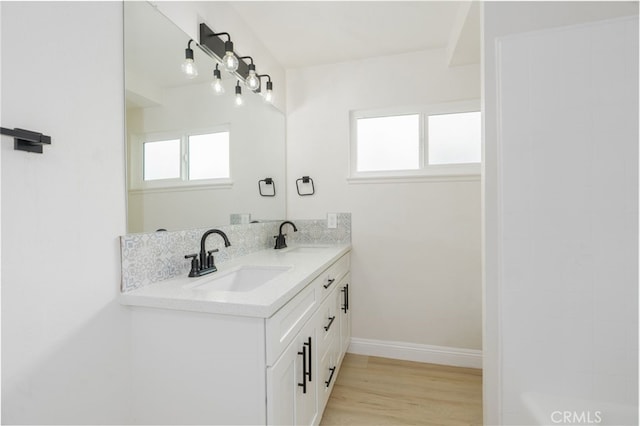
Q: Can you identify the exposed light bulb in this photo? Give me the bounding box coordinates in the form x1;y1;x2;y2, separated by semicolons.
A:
182;41;198;79
211;65;224;94
264;89;273;104
182;59;198;78
212;79;224;94
245;64;260;91
223;40;239;72
264;80;273;103
235;81;243;106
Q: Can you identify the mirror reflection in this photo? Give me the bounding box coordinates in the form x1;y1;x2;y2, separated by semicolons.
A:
124;1;286;233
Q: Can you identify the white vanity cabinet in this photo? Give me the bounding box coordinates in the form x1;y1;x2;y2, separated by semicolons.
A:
266;252;350;425
127;249;351;426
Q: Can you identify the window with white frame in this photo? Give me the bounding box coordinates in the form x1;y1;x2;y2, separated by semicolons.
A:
143;138;181;181
349;101;481;181
131;127;231;190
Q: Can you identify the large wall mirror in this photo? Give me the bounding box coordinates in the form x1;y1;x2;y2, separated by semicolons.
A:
124;1;286;233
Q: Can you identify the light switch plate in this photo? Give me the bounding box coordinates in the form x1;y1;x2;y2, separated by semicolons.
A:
327;213;337;229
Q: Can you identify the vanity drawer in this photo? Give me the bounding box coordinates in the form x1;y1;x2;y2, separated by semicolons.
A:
266;283;318;366
316;253;350;301
316;282;341;357
318;334;340;414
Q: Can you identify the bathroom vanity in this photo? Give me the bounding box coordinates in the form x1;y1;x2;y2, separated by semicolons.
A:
121;244;351;425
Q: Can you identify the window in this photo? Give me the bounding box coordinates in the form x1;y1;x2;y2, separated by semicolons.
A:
356;114;420;172
428;112;481;165
132;128;231;190
350;101;480;182
187;132;230;180
143;139;181;181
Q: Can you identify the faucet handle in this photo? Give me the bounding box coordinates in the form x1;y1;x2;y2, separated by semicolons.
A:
206;249;219;268
185;253;199;277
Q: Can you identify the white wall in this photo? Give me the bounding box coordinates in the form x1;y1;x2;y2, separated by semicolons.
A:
483;2;638;424
286;49;482;355
1;2;130;423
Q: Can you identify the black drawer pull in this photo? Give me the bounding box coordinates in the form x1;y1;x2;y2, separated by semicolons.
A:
323;278;335;289
323;316;336;332
298;343;307;393
325;366;337;387
297;345;307;394
341;283;349;313
304;337;312;382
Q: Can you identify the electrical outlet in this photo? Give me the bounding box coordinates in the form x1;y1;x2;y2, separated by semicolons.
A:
327;213;337;229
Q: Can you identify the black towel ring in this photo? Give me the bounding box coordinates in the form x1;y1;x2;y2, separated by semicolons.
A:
258;178;276;197
296;176;315;196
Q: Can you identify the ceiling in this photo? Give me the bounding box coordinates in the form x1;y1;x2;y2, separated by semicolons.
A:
229;1;480;69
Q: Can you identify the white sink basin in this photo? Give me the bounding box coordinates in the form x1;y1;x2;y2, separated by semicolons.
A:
189;265;290;292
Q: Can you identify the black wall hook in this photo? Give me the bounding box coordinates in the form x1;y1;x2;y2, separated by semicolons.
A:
258;177;276;197
1;127;51;153
296;176;315;196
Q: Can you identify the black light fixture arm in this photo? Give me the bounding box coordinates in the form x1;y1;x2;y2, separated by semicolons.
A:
185;39;195;59
256;74;273;94
238;55;254;65
211;31;231;42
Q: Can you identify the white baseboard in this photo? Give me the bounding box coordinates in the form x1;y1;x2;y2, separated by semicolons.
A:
347;337;482;369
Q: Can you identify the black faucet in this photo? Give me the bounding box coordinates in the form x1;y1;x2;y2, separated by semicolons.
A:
185;229;231;277
274;221;297;249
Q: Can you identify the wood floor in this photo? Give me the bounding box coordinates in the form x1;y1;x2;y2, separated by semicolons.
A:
320;354;483;426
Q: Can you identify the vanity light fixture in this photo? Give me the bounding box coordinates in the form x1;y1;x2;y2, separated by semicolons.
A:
238;56;260;91
235;81;243;106
199;23;274;104
181;39;198;79
258;74;274;103
211;64;224;94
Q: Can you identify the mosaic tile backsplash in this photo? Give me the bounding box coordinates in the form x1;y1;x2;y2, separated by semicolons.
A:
120;213;351;292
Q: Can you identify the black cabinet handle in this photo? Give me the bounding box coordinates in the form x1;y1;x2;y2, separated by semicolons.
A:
297;345;307;394
341;283;350;313
325;366;337;388
324;316;336;332
346;283;349;311
323;278;335;289
304;337;312;382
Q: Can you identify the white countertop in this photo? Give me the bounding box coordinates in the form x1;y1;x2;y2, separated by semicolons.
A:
120;244;351;318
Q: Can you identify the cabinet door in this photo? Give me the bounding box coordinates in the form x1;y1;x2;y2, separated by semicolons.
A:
267;339;297;425
267;321;318;426
339;274;352;357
